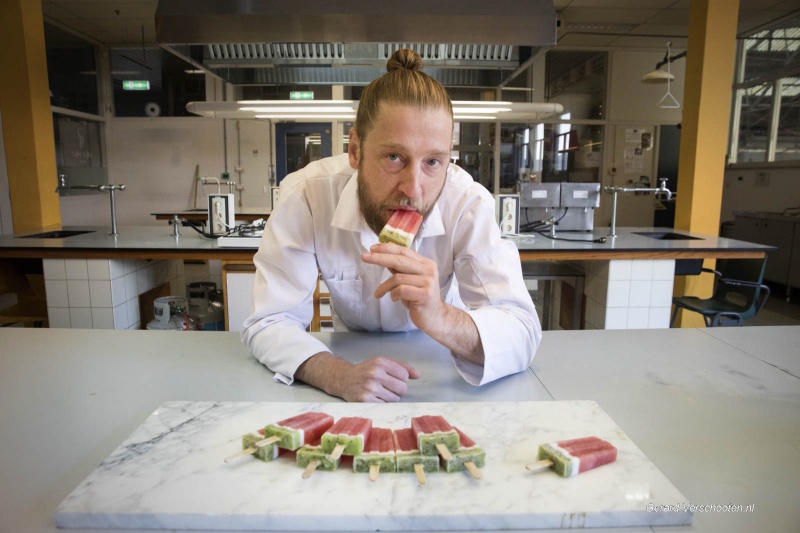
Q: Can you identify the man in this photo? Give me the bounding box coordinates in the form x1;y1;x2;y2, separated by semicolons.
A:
242;49;541;402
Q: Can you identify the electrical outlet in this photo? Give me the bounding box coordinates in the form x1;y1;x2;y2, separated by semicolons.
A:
208;194;235;236
495;194;520;235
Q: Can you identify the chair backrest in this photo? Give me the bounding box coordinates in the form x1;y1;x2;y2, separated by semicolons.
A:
712;257;768;319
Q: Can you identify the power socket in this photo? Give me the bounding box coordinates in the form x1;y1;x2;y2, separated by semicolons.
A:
208;194;235;236
495;194;520;235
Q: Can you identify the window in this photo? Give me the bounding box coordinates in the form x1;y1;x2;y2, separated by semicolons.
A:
730;14;800;164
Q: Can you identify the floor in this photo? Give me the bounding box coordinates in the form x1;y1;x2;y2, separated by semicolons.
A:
745;284;800;327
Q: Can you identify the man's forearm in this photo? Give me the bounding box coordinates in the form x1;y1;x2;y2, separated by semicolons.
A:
423;304;485;366
295;351;351;398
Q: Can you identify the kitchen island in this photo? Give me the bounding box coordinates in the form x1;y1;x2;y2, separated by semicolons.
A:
0;326;797;532
0;226;773;330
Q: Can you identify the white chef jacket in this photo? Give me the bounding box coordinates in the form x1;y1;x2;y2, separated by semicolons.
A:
241;154;541;386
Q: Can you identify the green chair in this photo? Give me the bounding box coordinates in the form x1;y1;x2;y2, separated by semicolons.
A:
670;257;771;327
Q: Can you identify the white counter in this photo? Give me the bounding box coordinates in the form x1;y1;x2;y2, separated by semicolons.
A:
0;326;797;532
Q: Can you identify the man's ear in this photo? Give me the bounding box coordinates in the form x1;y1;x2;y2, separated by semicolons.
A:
347;127;360;169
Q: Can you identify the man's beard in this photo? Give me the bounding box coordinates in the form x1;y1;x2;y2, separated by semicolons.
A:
356;161;446;238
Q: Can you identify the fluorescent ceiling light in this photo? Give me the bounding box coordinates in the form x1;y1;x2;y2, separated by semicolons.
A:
242;106;356;113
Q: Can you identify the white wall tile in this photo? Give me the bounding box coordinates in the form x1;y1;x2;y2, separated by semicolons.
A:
606;280;631;307
113;303;129;329
109;260;126;280
608;260;632;280
651;280;675;307
594;275;609;305
126;298;140;328
629;280;653;307
653;260;676;280
111;277;127;306
136;268;149;293
630;260;654;280
43;259;66;280
168;260;178;280
67;280;91;307
91;308;115;329
124;272;138;300
65;259;88;280
176;260;185;276
123;259;137;275
87;260;110;280
649;307;673;329
45;280;69;307
209;260;221;275
89;280;113;307
136;259;149;271
627;309;650;329
594;302;606;327
605;307;628;329
69;307;93;329
47;307;71;328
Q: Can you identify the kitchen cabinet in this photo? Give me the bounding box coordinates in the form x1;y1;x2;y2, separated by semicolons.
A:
221;261;255;332
732;215;795;287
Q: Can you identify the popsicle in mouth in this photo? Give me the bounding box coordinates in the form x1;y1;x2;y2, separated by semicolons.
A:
526;436;618;477
442;427;485;479
393;428;438;484
296;438;341;478
411;415;460;458
224;428;281;463
321;417;372;459
353;427;396;481
263;411;335;451
379;209;423;247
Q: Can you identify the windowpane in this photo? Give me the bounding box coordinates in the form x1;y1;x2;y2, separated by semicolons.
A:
44;23;98;115
735;84;771;163
111;47;205;117
774;77;800;161
742;17;800;84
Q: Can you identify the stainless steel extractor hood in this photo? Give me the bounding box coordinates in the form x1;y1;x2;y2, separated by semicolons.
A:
155;0;558;88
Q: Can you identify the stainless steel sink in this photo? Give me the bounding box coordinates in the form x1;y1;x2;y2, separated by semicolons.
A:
19;230;95;239
634;231;702;241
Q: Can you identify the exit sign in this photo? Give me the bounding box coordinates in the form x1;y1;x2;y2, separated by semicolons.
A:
290;91;314;100
123;80;150;91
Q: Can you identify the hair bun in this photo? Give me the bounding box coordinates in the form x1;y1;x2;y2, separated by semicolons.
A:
386;48;423;72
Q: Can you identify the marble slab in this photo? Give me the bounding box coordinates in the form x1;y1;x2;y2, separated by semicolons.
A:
54;401;693;531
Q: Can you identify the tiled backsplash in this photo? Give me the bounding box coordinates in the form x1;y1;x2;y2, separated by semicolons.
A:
44;259;186;329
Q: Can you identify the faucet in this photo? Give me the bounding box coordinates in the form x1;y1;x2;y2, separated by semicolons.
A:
604;178;673;238
56;174;126;236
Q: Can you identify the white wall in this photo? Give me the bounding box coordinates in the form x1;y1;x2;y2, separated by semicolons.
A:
60;117;274;227
721;167;800;222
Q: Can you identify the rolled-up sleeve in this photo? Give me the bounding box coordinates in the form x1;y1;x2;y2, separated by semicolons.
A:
240;186;327;385
450;196;542;385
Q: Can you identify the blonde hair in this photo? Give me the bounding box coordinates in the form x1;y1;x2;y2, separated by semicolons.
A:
355;49;453;142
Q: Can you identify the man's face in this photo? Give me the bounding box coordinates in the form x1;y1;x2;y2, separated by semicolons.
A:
350;104;452;236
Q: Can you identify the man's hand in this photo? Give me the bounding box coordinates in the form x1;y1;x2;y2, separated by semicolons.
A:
362;242;445;332
295;351;419;402
362;242;485;365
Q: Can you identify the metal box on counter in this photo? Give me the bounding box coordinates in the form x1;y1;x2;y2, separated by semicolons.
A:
518;182;600;232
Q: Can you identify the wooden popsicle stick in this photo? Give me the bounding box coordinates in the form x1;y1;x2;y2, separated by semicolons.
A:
329;443;346;460
301;460;319;479
413;463;427;485
369;464;380;482
224;447;256;463
254;436;280;448
435;442;453;461
464;461;482;479
525;459;554;473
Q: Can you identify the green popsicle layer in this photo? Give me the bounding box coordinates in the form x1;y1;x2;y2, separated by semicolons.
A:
396;453;439;473
296;445;340;472
242;433;279;462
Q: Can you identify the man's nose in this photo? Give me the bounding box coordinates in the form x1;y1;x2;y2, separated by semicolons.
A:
397;163;423;199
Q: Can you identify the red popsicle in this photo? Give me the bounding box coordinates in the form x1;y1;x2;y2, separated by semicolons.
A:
379;209;423;247
527;436;618;477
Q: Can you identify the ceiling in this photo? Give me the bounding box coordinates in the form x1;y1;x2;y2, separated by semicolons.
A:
41;0;800;89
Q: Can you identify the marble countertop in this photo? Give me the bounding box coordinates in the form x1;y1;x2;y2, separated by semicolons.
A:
0;326;798;532
0;225;773;261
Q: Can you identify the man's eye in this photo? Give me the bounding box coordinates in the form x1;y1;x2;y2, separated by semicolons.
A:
387;154;400;162
426;159;441;167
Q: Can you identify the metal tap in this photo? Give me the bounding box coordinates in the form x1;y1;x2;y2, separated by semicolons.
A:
56;174;126;236
604;178;673;238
